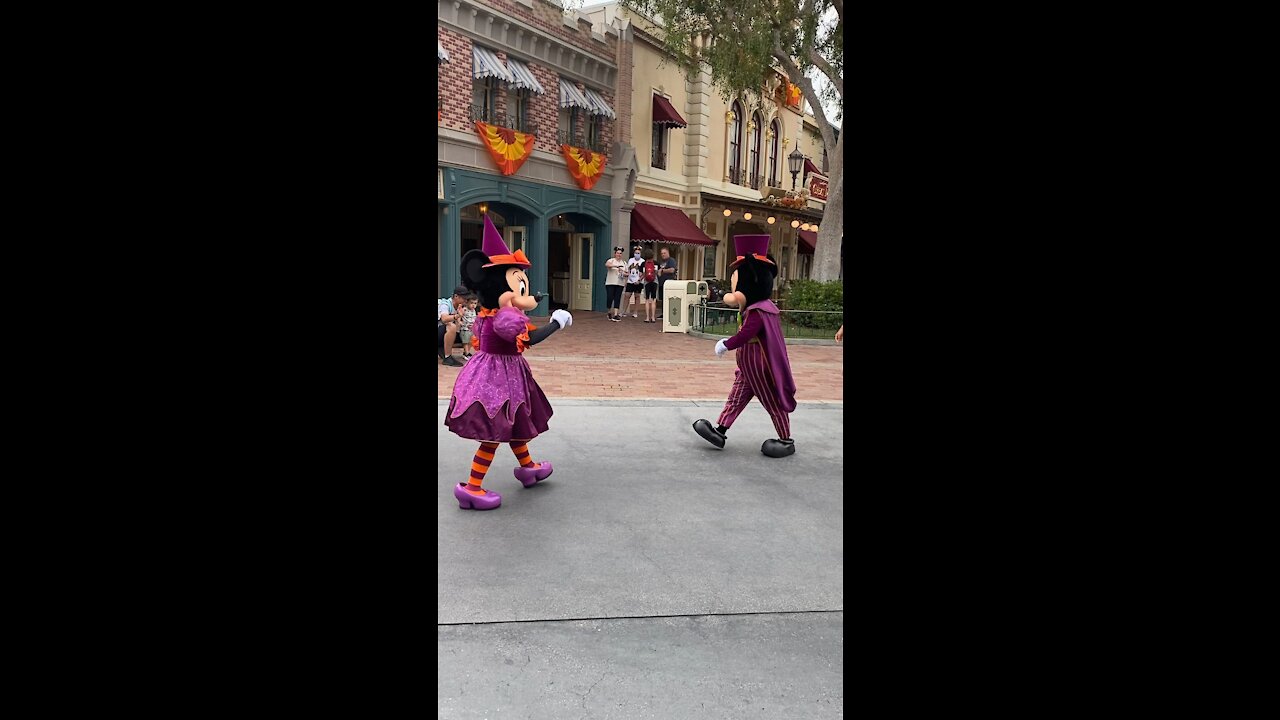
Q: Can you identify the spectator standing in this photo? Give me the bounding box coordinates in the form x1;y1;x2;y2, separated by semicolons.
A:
623;247;644;318
459;295;478;358
604;247;627;322
654;247;677;320
641;248;658;323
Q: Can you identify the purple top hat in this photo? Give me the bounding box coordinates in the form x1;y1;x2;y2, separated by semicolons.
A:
728;234;775;268
480;215;531;268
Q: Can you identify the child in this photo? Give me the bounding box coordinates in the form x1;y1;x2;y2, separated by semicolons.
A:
641;248;658;323
459;295;478;359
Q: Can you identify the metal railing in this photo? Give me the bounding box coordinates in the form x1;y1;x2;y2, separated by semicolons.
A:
728;167;743;185
468;105;539;136
691;300;843;340
558;129;609;154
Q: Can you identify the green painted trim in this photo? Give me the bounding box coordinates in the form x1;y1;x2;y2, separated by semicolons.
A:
436;166;613;317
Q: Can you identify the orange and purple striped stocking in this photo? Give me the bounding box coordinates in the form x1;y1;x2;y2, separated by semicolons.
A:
467;442;500;491
510;442;537;468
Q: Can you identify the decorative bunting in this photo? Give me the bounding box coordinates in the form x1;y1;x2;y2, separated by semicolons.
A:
474;121;536;176
786;82;802;107
560;144;607;191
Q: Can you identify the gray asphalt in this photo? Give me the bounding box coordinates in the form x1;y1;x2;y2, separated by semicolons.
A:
438;400;844;719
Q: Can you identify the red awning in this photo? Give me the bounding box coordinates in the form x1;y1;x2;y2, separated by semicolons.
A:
652;94;687;128
797;229;817;254
804;158;822;177
631;202;714;246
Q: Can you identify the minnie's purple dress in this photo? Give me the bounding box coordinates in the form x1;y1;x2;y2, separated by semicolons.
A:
444;306;554;442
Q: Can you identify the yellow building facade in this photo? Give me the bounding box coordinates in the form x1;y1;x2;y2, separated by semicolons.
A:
586;2;830;288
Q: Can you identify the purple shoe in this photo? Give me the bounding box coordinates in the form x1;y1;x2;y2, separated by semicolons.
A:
454;483;502;510
514;462;553;488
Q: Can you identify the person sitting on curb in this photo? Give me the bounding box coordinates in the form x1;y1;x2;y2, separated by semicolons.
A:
438;285;471;367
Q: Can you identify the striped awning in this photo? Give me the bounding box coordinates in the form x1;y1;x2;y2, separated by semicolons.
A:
473;46;513;82
582;88;616;119
559;78;591;110
506;58;545;95
438;42;449;64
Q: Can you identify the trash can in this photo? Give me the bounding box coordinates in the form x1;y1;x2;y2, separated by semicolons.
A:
662;280;709;333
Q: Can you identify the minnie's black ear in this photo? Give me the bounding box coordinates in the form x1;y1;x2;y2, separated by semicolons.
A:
460;250;488;291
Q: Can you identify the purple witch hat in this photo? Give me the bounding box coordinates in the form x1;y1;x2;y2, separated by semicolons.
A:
728;234;775;268
480;215;531;268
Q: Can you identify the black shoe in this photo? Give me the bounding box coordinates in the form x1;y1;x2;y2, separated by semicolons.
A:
761;438;795;458
442;356;463;367
693;419;726;449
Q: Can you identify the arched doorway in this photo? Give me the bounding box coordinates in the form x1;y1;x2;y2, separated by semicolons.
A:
547;211;606;311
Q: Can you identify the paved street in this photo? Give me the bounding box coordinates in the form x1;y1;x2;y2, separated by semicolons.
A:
438;310;844;402
438;400;844;719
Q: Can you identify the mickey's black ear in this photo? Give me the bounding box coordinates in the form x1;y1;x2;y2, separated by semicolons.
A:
460;250;488;290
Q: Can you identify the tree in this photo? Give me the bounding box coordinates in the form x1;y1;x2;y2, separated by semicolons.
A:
623;0;843;281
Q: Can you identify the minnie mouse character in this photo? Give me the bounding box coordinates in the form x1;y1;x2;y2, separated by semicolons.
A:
445;216;573;510
692;234;798;457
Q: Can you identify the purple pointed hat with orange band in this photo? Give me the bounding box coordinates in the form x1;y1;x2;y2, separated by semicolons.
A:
480;215;531;268
728;234;775;269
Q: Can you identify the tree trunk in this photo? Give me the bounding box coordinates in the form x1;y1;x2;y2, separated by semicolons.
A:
811;133;842;282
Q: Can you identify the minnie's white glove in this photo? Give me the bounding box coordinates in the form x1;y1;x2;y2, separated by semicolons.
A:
552;309;573;329
715;339;728;357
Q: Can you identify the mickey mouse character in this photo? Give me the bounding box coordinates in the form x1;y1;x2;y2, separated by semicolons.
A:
444;216;574;510
693;234;798;457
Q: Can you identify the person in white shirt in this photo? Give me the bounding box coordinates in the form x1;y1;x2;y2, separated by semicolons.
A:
622;247;644;318
604;247;627;322
438;285;470;367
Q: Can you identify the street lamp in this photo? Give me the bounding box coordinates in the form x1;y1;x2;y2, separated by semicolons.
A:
788;140;804;190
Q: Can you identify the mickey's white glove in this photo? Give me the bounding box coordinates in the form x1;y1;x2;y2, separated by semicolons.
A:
551;309;573;329
715;339;728;357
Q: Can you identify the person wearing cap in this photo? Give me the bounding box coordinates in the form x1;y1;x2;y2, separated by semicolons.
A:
604;246;627;321
692;234;798;458
438;285;472;367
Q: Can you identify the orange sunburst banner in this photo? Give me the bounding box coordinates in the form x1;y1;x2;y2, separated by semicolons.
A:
786;82;802;107
474;121;536;176
560;144;607;191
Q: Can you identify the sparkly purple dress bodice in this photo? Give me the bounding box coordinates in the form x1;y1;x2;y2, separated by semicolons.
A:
444;306;554;442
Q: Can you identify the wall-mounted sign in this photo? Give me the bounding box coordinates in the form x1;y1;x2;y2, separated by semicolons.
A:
438;169;444;200
807;172;828;202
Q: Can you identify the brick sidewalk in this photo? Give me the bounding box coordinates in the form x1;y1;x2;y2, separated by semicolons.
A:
438;310;843;402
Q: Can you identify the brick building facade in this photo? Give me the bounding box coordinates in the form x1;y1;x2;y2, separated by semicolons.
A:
437;0;635;315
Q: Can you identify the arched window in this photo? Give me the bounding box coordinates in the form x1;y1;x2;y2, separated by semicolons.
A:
749;112;762;189
768;119;781;187
729;101;742;184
